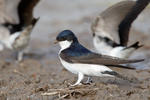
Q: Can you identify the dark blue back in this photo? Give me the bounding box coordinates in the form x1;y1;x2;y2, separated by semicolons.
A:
62;42;92;57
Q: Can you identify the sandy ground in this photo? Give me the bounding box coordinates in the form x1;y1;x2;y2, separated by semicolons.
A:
0;0;150;100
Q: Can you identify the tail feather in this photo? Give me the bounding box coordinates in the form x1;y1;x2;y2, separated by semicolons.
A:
113;71;132;82
102;71;137;83
125;41;143;50
115;72;138;83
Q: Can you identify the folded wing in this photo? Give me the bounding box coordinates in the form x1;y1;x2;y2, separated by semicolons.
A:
61;51;143;64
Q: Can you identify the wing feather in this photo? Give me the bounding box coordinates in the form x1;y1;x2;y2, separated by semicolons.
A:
91;1;135;43
18;0;40;26
119;0;150;46
60;50;144;66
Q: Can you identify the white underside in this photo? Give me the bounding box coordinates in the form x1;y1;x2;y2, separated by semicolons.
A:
93;36;135;59
93;36;113;55
59;57;113;77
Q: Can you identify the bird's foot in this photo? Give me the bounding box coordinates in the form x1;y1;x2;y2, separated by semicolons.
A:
83;77;93;85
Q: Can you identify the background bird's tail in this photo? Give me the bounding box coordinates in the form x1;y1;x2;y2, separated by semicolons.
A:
124;41;143;50
112;71;138;83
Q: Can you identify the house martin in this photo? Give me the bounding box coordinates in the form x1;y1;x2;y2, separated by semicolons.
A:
56;30;144;86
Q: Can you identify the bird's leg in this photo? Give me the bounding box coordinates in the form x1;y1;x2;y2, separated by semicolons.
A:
17;51;24;62
71;72;84;86
85;77;93;84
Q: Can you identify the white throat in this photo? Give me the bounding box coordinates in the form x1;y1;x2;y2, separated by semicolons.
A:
59;40;72;51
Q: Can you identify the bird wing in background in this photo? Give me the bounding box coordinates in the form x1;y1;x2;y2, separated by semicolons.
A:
0;0;40;49
17;0;40;26
3;0;40;34
119;0;150;46
0;0;15;24
91;1;135;44
0;0;19;41
5;0;40;25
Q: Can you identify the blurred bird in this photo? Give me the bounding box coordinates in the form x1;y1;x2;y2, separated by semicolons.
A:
92;0;149;58
0;0;40;61
55;30;144;86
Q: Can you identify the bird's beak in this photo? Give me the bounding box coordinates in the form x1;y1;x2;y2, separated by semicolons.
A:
54;40;59;44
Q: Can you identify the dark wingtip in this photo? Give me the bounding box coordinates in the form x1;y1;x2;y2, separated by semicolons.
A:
137;59;145;62
107;65;136;70
131;58;145;63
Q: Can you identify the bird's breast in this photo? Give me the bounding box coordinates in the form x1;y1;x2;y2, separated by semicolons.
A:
93;36;113;54
12;33;30;50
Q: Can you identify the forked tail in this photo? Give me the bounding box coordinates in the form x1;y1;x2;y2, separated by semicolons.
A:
103;71;137;83
125;41;143;50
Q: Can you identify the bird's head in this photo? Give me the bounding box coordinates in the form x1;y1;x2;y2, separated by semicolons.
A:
55;30;78;50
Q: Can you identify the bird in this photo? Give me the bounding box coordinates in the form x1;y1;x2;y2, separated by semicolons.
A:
55;30;144;86
0;0;40;61
91;0;149;58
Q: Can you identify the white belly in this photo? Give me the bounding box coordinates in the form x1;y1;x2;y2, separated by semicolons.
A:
93;36;113;55
59;57;113;77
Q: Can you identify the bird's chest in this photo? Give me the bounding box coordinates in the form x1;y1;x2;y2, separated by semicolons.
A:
2;32;20;49
93;37;112;54
12;34;30;50
59;55;78;74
